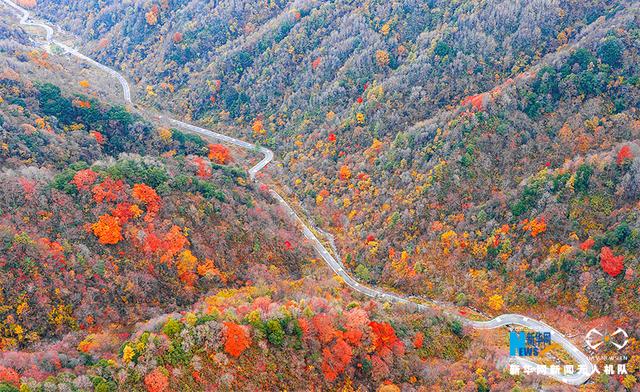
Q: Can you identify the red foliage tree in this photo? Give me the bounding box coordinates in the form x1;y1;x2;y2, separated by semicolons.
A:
112;202;141;224
92;178;124;203
600;246;624;277
91;131;105;144
140;227;162;254
413;332;424;349
144;368;169;392
298;317;309;336
71;169;98;191
580;238;595;251
369;321;403;357
193;156;212;178
321;338;352;381
312;314;336;344
18;177;36;199
312;57;322;70
617;145;633;165
0;366;20;387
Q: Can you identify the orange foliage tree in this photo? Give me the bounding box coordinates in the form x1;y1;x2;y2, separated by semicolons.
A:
159;225;189;263
91;214;123;245
176;250;198;286
338;165;351;180
208;144;230;164
523;217;546;237
252;119;265;135
132;183;160;220
223;322;251;358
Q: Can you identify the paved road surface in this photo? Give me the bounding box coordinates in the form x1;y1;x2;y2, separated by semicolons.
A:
1;1;594;385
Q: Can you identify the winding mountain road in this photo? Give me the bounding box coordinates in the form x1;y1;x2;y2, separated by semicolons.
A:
1;1;594;385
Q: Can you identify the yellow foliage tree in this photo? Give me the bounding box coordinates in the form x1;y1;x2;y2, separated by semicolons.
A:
488;294;504;311
375;50;390;67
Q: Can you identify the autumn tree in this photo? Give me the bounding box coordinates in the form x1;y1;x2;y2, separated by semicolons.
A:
0;366;20;387
71;169;98;191
312;314;336;344
369;321;402;357
580;238;595;251
375;50;390;67
223;322;251;358
132;183;160;220
158;225;189;263
523;217;546;237
208;144;230;164
488;294;504;311
252;119;265;135
617;145;633;165
145;5;159;25
144;368;169;392
176;249;198;286
312;57;322;70
91;214;123;245
321;338;352;381
339;165;351;180
413;332;424;349
92;178;124;203
600;246;624;277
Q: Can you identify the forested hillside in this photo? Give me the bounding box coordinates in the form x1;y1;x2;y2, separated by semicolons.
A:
0;73;507;392
36;0;640;322
0;29;512;391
